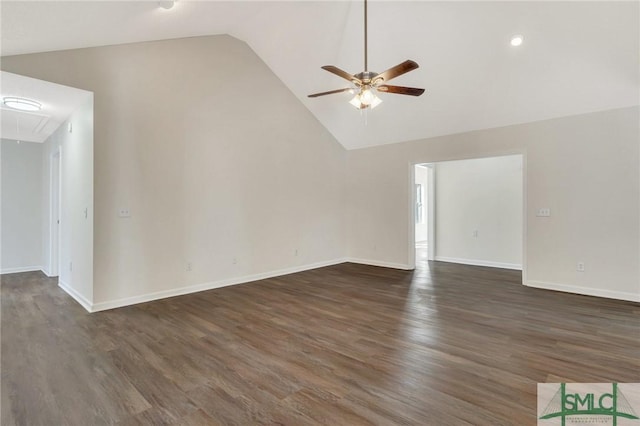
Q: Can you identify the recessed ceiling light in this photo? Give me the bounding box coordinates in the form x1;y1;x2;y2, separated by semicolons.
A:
510;35;524;47
3;97;42;112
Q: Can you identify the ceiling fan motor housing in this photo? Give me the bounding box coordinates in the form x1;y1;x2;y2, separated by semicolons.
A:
354;71;378;85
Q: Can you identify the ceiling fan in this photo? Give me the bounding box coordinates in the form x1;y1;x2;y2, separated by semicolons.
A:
308;0;425;110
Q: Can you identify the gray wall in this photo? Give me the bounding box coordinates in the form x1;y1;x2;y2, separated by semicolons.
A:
38;96;94;306
434;155;523;269
347;107;639;301
2;35;347;309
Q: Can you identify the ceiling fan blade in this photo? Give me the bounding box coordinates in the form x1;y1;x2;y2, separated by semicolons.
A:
374;60;419;83
321;66;362;84
377;85;425;96
308;88;353;98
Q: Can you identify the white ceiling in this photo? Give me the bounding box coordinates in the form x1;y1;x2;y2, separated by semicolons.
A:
1;1;638;149
0;71;92;143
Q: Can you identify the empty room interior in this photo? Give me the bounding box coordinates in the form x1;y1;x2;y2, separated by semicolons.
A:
1;1;638;425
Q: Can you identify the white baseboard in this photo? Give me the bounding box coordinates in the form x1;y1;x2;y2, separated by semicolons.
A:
346;258;413;270
526;280;640;303
434;256;522;271
1;265;43;275
90;258;348;313
58;279;93;312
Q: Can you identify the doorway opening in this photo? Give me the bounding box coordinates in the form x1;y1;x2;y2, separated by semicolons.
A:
414;164;434;269
0;71;94;309
411;155;525;276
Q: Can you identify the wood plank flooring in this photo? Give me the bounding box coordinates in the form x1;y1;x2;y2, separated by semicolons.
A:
2;262;639;425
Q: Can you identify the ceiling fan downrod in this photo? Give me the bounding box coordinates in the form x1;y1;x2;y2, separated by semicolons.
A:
364;0;368;72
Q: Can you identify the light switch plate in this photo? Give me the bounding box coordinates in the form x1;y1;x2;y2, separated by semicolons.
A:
536;208;551;217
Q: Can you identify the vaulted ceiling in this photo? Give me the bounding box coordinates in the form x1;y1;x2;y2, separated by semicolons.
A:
2;1;638;149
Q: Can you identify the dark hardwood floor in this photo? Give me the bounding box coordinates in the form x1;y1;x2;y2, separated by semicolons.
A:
2;261;639;425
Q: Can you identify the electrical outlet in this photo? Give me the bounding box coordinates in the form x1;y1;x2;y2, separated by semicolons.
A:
294;249;298;257
186;262;192;272
577;262;585;272
118;208;131;218
232;257;237;265
472;230;479;238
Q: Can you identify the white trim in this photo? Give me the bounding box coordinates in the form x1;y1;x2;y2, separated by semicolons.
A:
58;279;93;312
526;280;640;303
434;256;522;270
408;163;435;267
0;266;43;274
408;163;416;269
409;153;526;281
521;153;528;286
90;258;348;313
347;258;412;270
426;164;435;261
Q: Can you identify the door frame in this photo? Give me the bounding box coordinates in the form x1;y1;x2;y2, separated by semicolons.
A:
49;147;62;277
411;164;435;268
408;154;527;285
426;164;435;261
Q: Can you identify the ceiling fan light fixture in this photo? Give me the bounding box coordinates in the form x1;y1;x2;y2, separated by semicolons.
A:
369;95;382;109
158;1;176;10
3;97;42;112
349;95;363;109
360;87;376;104
349;87;382;110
